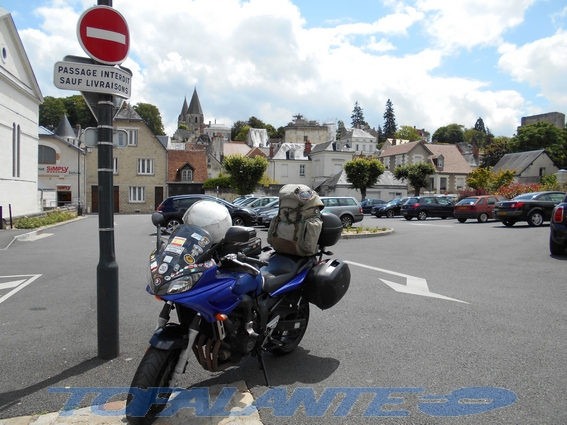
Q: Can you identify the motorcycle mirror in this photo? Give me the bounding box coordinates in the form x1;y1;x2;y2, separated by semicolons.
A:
151;212;165;227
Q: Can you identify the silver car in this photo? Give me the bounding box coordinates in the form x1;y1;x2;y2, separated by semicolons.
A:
320;196;364;227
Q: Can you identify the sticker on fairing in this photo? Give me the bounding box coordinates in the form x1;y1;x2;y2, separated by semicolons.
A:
170;237;186;247
184;254;195;264
158;263;168;274
164;255;173;263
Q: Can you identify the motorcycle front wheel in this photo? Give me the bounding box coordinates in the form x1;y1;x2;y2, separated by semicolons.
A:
269;295;310;355
125;347;182;425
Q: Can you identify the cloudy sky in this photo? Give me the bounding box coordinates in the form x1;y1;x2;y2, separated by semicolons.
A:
3;0;567;138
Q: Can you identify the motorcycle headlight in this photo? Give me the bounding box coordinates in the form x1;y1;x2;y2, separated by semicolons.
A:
166;272;203;294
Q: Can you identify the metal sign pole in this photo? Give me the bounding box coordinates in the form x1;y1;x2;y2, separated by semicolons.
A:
96;0;119;360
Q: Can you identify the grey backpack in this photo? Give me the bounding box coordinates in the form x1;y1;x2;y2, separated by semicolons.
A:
267;184;324;256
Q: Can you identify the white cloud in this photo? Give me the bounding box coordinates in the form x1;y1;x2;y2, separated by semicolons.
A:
416;0;536;51
498;29;567;109
11;0;560;138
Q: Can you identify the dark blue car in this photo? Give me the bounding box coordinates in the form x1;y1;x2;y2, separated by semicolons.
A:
550;194;567;255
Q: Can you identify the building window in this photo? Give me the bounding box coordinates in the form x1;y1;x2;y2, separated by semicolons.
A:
413;154;424;163
121;129;138;146
137;159;154;175
129;186;145;202
300;164;305;177
181;168;193;181
281;164;288;177
13;123;21;177
38;145;56;164
113;158;118;174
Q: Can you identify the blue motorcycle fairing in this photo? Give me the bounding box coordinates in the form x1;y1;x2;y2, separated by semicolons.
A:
269;268;310;297
149;323;188;350
158;267;263;323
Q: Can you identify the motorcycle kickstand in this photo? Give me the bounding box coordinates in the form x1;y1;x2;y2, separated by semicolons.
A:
257;348;271;387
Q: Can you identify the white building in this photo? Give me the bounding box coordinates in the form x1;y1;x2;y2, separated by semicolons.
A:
0;8;43;223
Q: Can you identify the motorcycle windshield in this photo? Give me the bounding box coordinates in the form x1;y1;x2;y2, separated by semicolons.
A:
149;224;216;289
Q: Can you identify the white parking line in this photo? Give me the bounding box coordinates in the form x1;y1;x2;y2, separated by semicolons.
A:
0;275;42;304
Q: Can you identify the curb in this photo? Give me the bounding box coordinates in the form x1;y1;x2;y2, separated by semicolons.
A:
340;228;394;239
4;216;89;249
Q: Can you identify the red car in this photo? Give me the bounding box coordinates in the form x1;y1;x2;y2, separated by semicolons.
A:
453;195;508;223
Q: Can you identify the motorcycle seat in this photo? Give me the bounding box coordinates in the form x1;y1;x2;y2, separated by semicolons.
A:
261;253;312;294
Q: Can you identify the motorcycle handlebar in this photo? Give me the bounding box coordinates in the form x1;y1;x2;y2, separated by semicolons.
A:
236;252;269;268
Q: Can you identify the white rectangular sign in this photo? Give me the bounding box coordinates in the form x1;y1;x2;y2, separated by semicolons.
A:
53;61;131;98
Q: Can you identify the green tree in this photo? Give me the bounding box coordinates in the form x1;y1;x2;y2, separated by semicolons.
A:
231;120;248;140
223;154;268;195
351;101;366;128
376;125;385;147
432;123;465;144
133;102;165;135
343;157;385;201
336;120;345;140
248;116;266;129
62;95;96;129
39;96;66;128
510;122;567;168
383;99;397;139
480;136;511;168
466;168;515;192
234;125;251;141
178;123;189;130
394;162;436;195
394;125;421;141
474;117;486;134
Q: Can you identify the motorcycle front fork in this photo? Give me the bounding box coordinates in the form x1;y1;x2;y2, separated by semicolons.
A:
168;314;201;387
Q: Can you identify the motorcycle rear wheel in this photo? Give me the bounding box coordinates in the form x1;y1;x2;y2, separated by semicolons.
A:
269;295;310;355
126;347;182;425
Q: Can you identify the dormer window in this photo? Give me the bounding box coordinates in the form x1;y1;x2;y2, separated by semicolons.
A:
437;155;444;168
181;166;193;181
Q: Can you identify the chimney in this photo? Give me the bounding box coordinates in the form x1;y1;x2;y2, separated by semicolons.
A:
392;138;396;146
473;142;479;161
269;142;274;158
305;139;312;155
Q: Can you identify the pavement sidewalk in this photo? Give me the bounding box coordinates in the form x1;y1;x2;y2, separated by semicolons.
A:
0;382;262;425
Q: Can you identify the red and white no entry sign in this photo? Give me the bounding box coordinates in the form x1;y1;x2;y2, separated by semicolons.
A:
77;6;130;66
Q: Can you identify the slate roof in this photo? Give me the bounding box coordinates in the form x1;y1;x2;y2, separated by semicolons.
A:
54;114;77;140
492;150;548;175
188;88;203;115
426;144;473;174
114;103;143;121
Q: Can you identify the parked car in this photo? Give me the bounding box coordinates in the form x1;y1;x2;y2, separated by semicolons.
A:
254;199;278;214
156;194;258;233
550;194;567;255
232;194;255;205
401;196;455;220
359;198;387;214
372;197;408;218
320;196;364;227
234;196;260;207
493;191;566;227
258;207;279;227
453;195;508;223
246;196;278;209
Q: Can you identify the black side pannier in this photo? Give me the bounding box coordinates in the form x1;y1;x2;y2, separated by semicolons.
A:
303;258;350;310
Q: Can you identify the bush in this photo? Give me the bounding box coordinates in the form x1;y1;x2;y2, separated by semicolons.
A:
15;209;76;229
496;183;541;199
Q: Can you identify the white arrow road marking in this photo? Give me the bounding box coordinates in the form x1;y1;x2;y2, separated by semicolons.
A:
345;261;468;304
86;27;126;44
0;275;42;305
0;279;26;290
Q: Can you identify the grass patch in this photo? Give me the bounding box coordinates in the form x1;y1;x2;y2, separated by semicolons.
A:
342;225;389;234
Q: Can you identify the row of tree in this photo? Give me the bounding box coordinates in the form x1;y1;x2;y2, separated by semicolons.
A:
39;95;166;136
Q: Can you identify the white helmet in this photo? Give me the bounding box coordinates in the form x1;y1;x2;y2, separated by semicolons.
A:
182;200;232;243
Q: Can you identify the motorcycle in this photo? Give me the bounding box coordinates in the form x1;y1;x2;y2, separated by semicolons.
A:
126;208;350;425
